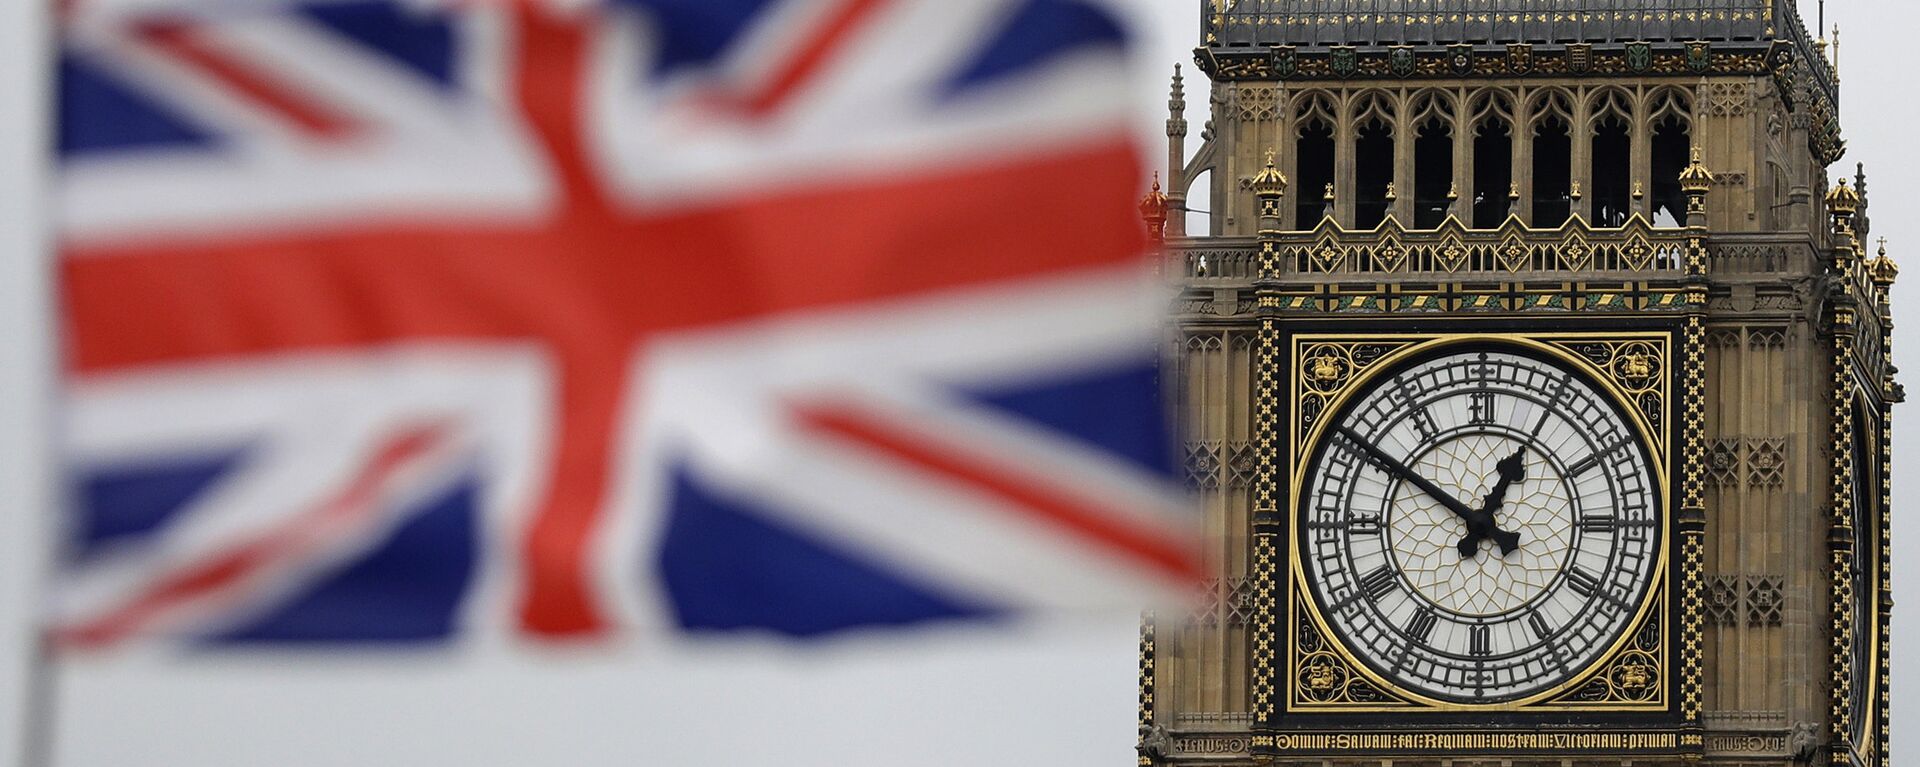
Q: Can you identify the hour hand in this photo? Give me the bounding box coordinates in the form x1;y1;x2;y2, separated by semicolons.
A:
1462;447;1527;557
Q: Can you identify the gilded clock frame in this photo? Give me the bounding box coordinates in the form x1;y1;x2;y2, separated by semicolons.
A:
1272;329;1682;715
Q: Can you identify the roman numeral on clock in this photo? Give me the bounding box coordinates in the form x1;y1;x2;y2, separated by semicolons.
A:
1579;514;1616;532
1468;390;1497;425
1360;565;1400;601
1566;566;1602;598
1527;611;1554;641
1407;607;1438;643
1397;379;1440;438
1469;625;1490;656
1349;514;1382;535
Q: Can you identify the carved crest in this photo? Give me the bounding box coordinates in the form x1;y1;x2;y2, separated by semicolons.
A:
1506;43;1534;75
1686;41;1712;73
1566;43;1593;74
1389;46;1415;77
1329;46;1357;77
1626;41;1653;73
1446;44;1474;75
1270;45;1297;78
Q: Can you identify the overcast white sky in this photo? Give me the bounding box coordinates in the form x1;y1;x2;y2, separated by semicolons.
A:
5;2;1917;767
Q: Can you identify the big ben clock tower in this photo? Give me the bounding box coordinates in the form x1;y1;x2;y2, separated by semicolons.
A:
1139;3;1896;767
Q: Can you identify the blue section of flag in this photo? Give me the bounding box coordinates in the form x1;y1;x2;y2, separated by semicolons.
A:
302;1;459;88
939;0;1126;99
954;356;1177;483
74;447;249;561
58;54;217;157
616;0;782;77
658;462;1000;636
208;474;479;644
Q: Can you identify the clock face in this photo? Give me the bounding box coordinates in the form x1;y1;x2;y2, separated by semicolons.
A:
1850;409;1877;746
1299;347;1661;703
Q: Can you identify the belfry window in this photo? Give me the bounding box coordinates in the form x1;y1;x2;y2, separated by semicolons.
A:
1472;119;1512;229
1354;117;1393;229
1531;114;1572;228
1295;118;1334;228
1413;117;1453;229
1650;114;1690;227
1591;114;1632;227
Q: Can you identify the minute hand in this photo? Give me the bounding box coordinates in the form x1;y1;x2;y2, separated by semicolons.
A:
1334;426;1477;523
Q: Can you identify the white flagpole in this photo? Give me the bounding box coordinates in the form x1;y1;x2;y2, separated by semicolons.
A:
0;0;59;764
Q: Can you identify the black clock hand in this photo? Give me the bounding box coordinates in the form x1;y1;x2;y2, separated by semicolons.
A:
1458;446;1526;558
1334;426;1477;524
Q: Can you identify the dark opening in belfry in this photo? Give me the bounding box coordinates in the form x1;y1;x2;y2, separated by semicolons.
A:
1414;117;1453;229
1650;113;1690;227
1354;117;1393;230
1531;114;1572;228
1590;112;1632;227
1295;118;1334;228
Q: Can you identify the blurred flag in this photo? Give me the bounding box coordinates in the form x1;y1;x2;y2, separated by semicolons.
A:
54;0;1198;646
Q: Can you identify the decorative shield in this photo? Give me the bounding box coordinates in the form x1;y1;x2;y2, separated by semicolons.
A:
1447;44;1474;75
1507;43;1534;74
1390;46;1415;77
1626;41;1653;72
1686;41;1711;73
1567;43;1593;74
1330;46;1357;77
1271;45;1297;78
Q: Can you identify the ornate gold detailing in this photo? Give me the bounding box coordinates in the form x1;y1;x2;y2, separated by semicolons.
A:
1870;238;1899;286
1546;338;1670;449
1293;341;1414;438
1677;310;1708;723
1251;151;1287;198
1293;595;1406;707
1827;176;1862;218
1138;611;1155;736
1249;314;1283;724
1546;594;1667;706
1263;218;1685;276
1679;147;1716;193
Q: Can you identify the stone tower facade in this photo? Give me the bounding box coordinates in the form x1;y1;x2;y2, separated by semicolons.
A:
1138;3;1895;767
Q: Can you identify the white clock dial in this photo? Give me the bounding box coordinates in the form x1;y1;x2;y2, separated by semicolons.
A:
1300;347;1660;703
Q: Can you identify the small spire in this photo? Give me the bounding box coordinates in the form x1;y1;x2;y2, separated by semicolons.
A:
1678;146;1714;193
1508;182;1520;200
1833;24;1842;75
1871;238;1900;285
1169;63;1186;111
1384;181;1397;201
1139;172;1169;241
1569;179;1582;199
1251;150;1288;197
1825;175;1861;214
1446;180;1459;200
1323;182;1335;201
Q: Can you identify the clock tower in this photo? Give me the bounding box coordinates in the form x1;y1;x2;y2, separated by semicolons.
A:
1140;3;1895;767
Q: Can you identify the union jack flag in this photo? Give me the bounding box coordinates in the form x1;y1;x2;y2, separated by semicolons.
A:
55;0;1198;645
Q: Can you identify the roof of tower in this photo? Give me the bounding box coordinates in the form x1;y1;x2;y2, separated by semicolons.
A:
1203;0;1784;48
1191;1;1838;114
